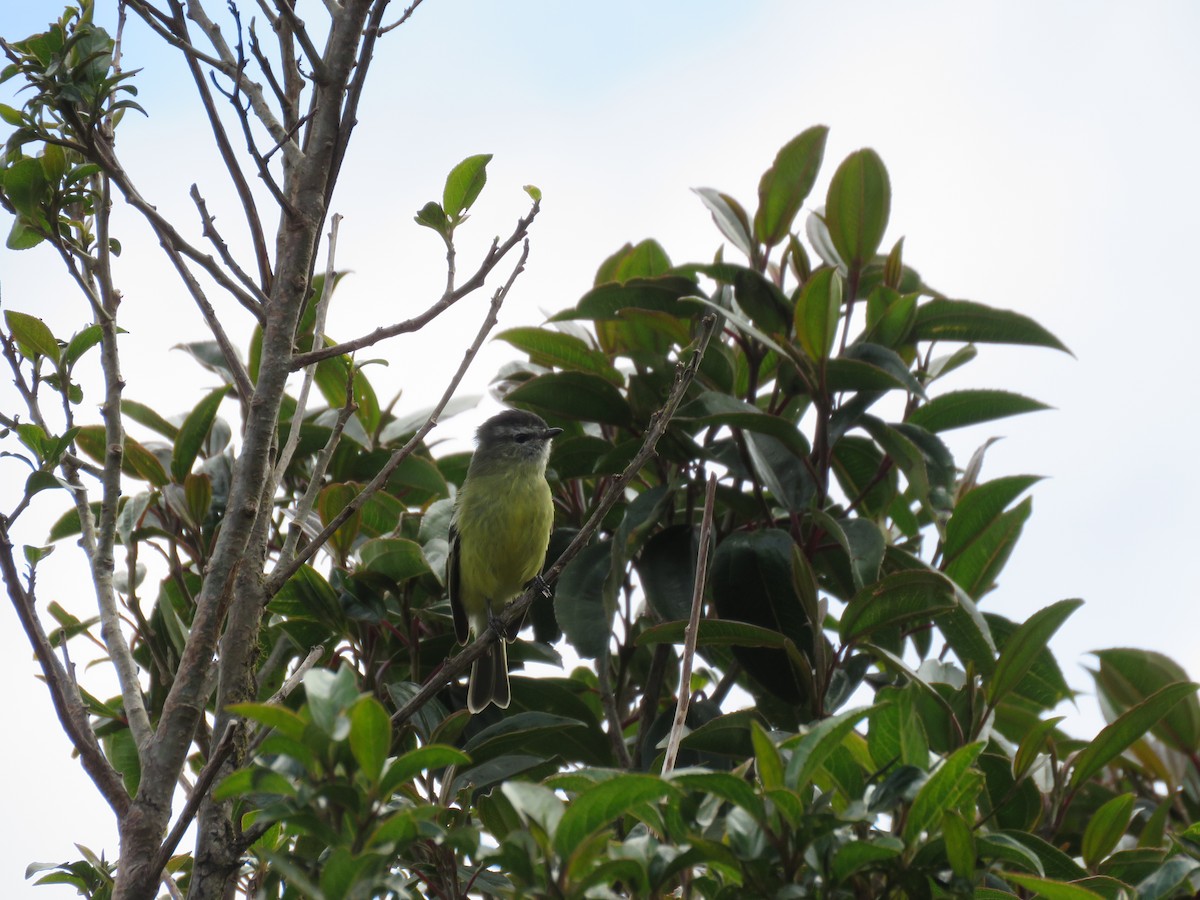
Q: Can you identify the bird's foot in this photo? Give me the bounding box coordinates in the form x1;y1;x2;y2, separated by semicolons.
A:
527;574;553;599
487;607;507;638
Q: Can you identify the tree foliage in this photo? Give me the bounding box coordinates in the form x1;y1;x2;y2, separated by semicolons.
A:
3;4;1200;900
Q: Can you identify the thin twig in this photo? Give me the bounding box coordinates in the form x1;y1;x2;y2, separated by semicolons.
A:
290;202;540;370
379;0;424;35
597;643;633;768
0;520;129;814
392;315;718;726
274;214;341;481
189;185;269;303
662;472;717;776
266;239;535;595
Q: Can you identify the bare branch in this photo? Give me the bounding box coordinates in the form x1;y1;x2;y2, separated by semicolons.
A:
267;238;534;595
391;315;719;726
189;185;269;304
0;519;130;815
379;0;426;36
662;472;717;776
272;0;329;83
290;201;540;370
274;214;341;481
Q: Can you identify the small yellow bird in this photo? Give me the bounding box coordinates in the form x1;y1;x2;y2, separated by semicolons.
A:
448;409;562;713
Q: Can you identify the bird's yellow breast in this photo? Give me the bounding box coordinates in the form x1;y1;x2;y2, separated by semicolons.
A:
453;467;554;612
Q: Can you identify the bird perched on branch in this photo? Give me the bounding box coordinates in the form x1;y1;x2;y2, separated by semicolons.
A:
448;409;562;713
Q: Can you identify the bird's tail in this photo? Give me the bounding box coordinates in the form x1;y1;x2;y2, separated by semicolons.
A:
467;641;510;713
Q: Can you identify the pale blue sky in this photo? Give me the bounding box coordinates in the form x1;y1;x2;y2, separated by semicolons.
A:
2;1;1199;894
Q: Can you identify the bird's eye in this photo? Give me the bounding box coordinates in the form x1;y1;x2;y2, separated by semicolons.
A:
513;432;530;444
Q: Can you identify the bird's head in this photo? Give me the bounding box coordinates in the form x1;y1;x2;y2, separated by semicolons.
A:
471;409;563;468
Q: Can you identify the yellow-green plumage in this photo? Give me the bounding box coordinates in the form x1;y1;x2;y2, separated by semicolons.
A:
448;410;560;713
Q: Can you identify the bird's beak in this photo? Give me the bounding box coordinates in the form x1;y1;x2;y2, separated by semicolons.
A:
545;427;564;439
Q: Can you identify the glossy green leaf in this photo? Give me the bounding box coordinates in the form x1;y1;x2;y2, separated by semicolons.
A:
121;399;179;440
172;386;229;482
1067;682;1200;793
1001;873;1104;899
553;275;699;321
906;389;1050;433
555;539;613;659
831;840;903;883
1135;856;1200;900
677;391;809;457
693;187;754;259
943;475;1042;563
794;266;842;359
944;497;1032;600
636;619;789;648
672;771;765;822
506;371;632;428
913;298;1071;353
442;153;492;217
942;810;975;880
1092;648;1200;754
988;599;1082;707
750;720;783;790
5;310;59;362
1081;792;1135;871
840;569;958;643
634;524;698;622
303;665;359;741
902;741;984;845
226;701;308;742
414;200;448;235
689;262;792;336
754;125;829;246
552;774;681;860
358;538;430;583
348;695;391;784
495;327;622;383
825;148;890;268
781;705;874;791
869;685;929;769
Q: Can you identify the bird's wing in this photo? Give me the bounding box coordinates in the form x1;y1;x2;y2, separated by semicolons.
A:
447;521;469;644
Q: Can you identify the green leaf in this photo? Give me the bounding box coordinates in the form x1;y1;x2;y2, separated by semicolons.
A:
64;324;103;367
781;705;874;791
2;158;48;219
987;599;1083;707
634;524;698;622
1001;873;1104;900
358;537;431;584
636;618;789;648
913;298;1071;353
825;148;891;269
677;391;809;457
1092;648;1200;754
1081;792;1135;871
944;495;1032;600
121;399;179;440
506;371;632;428
754;125;829;247
414;201;448;235
463;712;600;766
902;741;985;845
379;745;470;797
5;310;59;362
839;569;958;644
693;187;754;259
672;771;766;822
689;262;792;336
442;153;492;218
906;389;1050;433
555;539;613;659
1067;681;1200;793
942;810;975;880
552;275;699;321
552;774;681;859
793;266;842;359
226;702;308;741
943;475;1042;563
1135;856;1200;900
750;720;784;790
869;685;929;769
172;386;229;482
495;327;622;384
303;665;359;740
348;695;391;785
124;437;169;486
